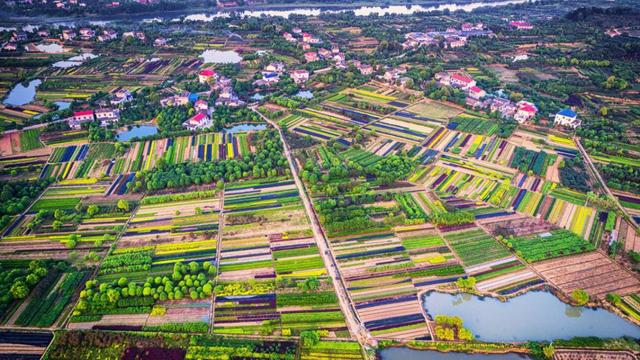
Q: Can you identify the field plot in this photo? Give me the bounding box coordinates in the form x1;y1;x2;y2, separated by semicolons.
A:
121;189;221;248
420;162;604;240
0;259;86;329
215;179;345;337
330;230;464;340
289;108;356;141
1;184;122;260
533;251;640;300
71;232;219;330
509;230;595;263
40;144;91;180
0;331;53;360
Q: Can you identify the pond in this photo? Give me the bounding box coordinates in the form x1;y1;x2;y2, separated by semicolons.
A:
53;53;98;69
35;43;64;53
199;49;242;64
224;123;267;134
293;90;313;99
3;79;42;106
379;348;530;360
422;291;640;342
117;125;158;141
55;101;71;110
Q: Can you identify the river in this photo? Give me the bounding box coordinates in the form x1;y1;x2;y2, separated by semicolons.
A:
1;0;536;27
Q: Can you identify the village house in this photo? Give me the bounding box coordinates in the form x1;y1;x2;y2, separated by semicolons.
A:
292;27;302;35
160;93;190;107
78;28;95;40
304;51;319;63
2;42;17;51
61;29;76;41
283;32;296;42
182;112;211;131
302;32;320;44
509;21;534;30
110;88;132;106
265;61;285;73
153;37;167;47
194;99;209;113
446;36;467;48
468;86;486;100
333;53;345;63
98;29;118;42
317;48;331;59
216;87;244;107
37;30;50;38
450;73;476;90
69;110;94;129
554;108;581;129
291;69;309;84
514;101;538;123
94;108;120;126
123;31;145;41
358;63;373;76
331;44;340;54
198;69;217;83
383;68;406;83
11;31;27;42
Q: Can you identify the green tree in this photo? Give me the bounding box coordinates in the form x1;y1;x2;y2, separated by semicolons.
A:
117;199;130;212
571;289;589;306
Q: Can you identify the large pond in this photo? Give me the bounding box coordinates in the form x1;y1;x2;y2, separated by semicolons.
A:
224;123;267;134
200;49;242;64
3;79;42;106
423;291;640;342
117;125;158;141
35;43;65;53
53;53;98;69
380;348;530;360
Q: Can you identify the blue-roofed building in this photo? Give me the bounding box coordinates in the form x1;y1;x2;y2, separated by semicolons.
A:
188;92;199;103
554;108;581;129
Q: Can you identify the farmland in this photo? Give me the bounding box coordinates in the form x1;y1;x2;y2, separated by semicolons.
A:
2;0;640;357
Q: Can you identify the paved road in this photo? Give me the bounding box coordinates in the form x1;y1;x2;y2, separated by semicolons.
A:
250;107;376;352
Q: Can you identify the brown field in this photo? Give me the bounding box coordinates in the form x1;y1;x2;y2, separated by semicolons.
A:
533;251;640;299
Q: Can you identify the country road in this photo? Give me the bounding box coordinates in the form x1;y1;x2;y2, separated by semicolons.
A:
574;137;639;232
250;107;376;353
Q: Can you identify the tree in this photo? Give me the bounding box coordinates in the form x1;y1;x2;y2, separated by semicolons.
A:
10;281;29;299
571;289;589;306
300;330;320;346
543;344;555;359
117;199;130;212
86;204;99;217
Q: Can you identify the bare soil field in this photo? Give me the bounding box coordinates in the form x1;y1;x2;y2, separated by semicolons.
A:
533;251;640;299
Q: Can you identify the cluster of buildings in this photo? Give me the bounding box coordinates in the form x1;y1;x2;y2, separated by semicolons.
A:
283;28;321;47
198;68;245;108
1;26;156;52
403;23;492;50
436;71;540;124
69;108;120;129
252;61;310;87
159;90;213;131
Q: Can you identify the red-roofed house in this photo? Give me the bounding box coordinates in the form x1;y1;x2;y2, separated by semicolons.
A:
69;110;94;129
514;101;538;123
198;69;217;83
302;33;320;44
195;99;209;112
468;86;486;100
304;52;319;63
509;21;533;30
450;74;476;90
291;69;309;84
182;112;211;131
